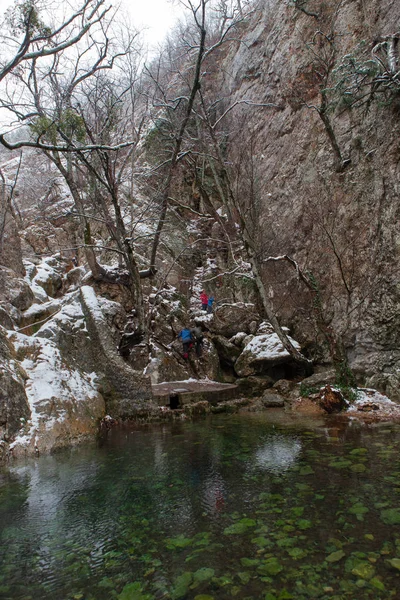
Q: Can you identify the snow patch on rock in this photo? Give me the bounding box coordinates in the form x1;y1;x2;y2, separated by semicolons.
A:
7;330;102;455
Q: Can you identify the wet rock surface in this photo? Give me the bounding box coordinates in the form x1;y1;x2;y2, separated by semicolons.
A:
318;385;347;414
261;392;285;408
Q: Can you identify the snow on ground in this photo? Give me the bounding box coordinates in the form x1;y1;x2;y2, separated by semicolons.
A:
7;331;99;451
23;256;64;302
35;293;87;338
346;388;400;421
21;299;61;321
24;260;49;302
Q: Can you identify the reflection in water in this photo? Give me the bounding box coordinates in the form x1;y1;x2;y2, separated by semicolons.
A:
253;434;302;472
1;415;400;599
202;471;227;515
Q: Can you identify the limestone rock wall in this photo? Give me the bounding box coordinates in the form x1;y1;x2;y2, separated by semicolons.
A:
80;286;154;418
214;0;400;396
0;327;30;460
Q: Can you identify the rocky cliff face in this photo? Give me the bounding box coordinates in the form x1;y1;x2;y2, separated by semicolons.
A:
1;0;400;460
214;0;400;397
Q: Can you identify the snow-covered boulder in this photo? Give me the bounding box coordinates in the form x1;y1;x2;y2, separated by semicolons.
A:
19;299;61;332
34;294;98;373
30;257;63;298
7;330;105;458
64;265;85;291
230;331;248;348
80;286;153;417
235;332;301;377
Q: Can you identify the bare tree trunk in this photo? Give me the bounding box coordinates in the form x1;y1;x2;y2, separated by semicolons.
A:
47;152;106;279
387;36;397;73
265;255;356;386
0;169;7;254
203;126;313;374
318;93;347;173
149;1;207;272
108;186;146;335
246;248;313;374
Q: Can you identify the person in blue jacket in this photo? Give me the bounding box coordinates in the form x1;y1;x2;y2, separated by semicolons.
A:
207;296;215;314
177;327;193;359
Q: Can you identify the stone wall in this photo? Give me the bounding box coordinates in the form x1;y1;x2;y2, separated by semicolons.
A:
212;0;400;396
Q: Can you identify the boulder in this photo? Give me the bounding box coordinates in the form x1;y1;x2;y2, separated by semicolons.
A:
299;369;336;389
31;258;63;298
235;332;301;377
19;299;61;333
0;212;25;276
212;334;241;366
80;286;153;417
318;385;347;414
0;305;15;330
209;303;261;338
7;329;106;458
32;295;98;373
272;379;298;397
0;266;34;311
261;392;285;408
236;375;274;397
64;266;85;291
230;331;248;347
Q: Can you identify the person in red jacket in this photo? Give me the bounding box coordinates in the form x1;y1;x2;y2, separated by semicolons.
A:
200;290;208;311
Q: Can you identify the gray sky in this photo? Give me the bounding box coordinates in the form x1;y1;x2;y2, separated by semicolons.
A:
0;0;182;47
0;0;183;128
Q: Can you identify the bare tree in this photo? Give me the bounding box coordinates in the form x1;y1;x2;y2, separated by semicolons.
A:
143;0;252;274
0;0;110;83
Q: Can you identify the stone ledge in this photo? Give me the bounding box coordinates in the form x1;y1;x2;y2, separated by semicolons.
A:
152;380;238;407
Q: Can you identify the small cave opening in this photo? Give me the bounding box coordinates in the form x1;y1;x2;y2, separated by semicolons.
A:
169;394;180;409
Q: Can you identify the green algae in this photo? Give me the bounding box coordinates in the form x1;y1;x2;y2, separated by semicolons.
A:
171;572;193;599
118;582;154;600
380;508;400;525
165;535;193;549
2;416;400;600
224;518;257;535
257;558;283;577
387;558;400;570
193;568;215;584
326;550;346;563
349;502;369;521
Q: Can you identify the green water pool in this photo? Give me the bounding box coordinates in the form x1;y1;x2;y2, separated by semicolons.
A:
1;411;400;599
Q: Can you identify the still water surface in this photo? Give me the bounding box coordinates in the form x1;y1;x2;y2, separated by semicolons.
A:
1;412;400;599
